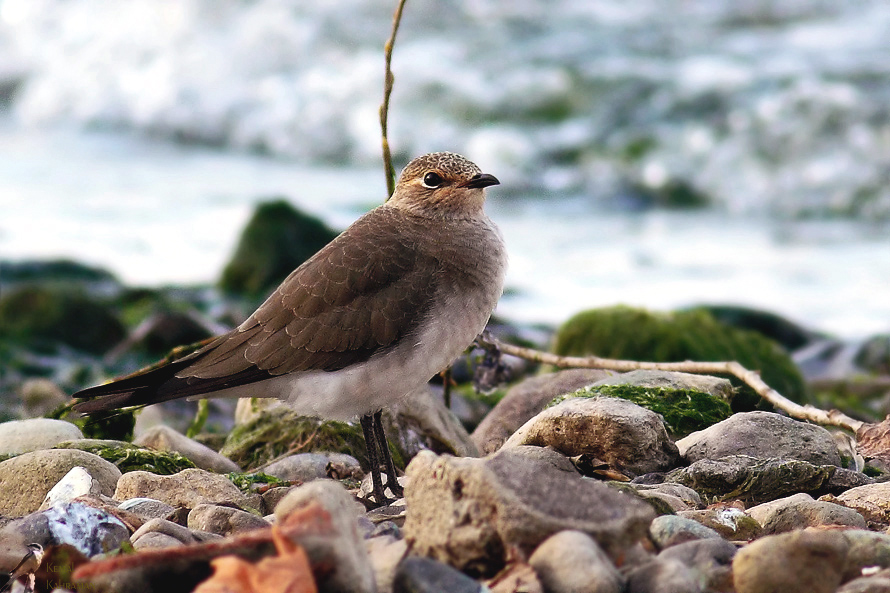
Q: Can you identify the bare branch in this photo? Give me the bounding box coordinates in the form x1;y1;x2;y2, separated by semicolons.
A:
380;0;409;199
477;333;865;433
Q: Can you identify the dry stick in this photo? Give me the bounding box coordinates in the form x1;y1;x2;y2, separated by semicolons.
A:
477;334;865;434
380;0;409;199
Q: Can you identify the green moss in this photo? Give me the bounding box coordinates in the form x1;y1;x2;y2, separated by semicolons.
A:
0;286;126;354
54;441;196;474
553;306;808;411
219;408;391;471
219;200;339;298
550;384;732;437
226;472;292;492
50;403;136;442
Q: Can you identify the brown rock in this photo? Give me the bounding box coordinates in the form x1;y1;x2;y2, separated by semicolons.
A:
112;468;248;511
733;530;848;593
403;447;655;576
188;504;270;537
472;369;612;455
502;396;680;476
0;450;120;517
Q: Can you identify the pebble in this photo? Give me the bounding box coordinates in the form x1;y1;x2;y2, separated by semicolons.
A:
666;455;835;505
187;503;270;536
112;467;249;511
677;411;842;466
837;576;890;593
134;425;241;473
502;396;681;476
629;482;702;512
130;517;222;549
746;492;866;534
833;481;890;524
117;497;177;521
627;557;704;593
274;479;376;593
366;535;408;593
38;466;104;510
44;501;130;556
262;451;361;483
0;449;121;517
404;446;655;576
0;418;83;456
393;556;482;593
528;530;624;593
471;368;613;455
658;538;737;592
676;508;762;541
733;530;848;593
649;515;724;550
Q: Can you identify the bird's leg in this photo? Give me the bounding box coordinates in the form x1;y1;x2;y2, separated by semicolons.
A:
360;413;389;506
373;410;403;498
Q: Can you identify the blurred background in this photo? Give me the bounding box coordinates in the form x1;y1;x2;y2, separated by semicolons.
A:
1;0;889;341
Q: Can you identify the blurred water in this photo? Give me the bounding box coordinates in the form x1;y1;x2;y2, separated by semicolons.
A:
0;0;889;338
1;122;888;339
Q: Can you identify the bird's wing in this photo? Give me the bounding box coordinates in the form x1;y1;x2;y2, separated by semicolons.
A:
73;208;441;411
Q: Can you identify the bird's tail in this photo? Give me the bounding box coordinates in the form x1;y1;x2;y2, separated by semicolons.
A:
72;356;196;413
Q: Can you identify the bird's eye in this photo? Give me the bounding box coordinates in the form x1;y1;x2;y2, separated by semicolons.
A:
422;172;444;188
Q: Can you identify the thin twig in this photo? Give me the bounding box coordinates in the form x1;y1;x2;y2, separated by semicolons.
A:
476;333;865;433
380;0;409;199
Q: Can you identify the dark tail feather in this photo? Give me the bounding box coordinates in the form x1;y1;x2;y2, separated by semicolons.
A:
72;357;195;413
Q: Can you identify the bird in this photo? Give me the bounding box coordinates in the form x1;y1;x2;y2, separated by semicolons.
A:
1;543;43;593
73;151;507;505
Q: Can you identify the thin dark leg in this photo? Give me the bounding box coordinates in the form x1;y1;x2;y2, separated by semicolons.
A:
373;410;403;498
360;413;388;506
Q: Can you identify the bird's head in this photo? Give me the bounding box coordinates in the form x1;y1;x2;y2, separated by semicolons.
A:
388;152;499;216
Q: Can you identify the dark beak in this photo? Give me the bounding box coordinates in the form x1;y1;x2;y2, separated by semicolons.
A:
461;173;500;189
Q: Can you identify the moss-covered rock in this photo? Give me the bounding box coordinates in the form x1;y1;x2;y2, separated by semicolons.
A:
219;407;385;471
552;306;808;411
54;439;196;474
0;259;118;285
219;199;339;298
549;383;732;438
688;304;818;352
0;286;126;354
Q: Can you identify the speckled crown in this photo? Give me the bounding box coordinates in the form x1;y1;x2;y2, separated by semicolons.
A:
398;152;482;182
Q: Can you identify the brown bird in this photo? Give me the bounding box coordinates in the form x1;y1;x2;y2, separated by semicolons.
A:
73;152;507;505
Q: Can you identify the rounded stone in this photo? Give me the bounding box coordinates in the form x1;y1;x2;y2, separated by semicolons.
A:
503;396;680;476
187;504;270;536
529;530;624;593
0;449;121;517
677;411;841;466
112;468;247;510
0;418;83;456
649;515;723;550
733;530;848;593
134;425;240;474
